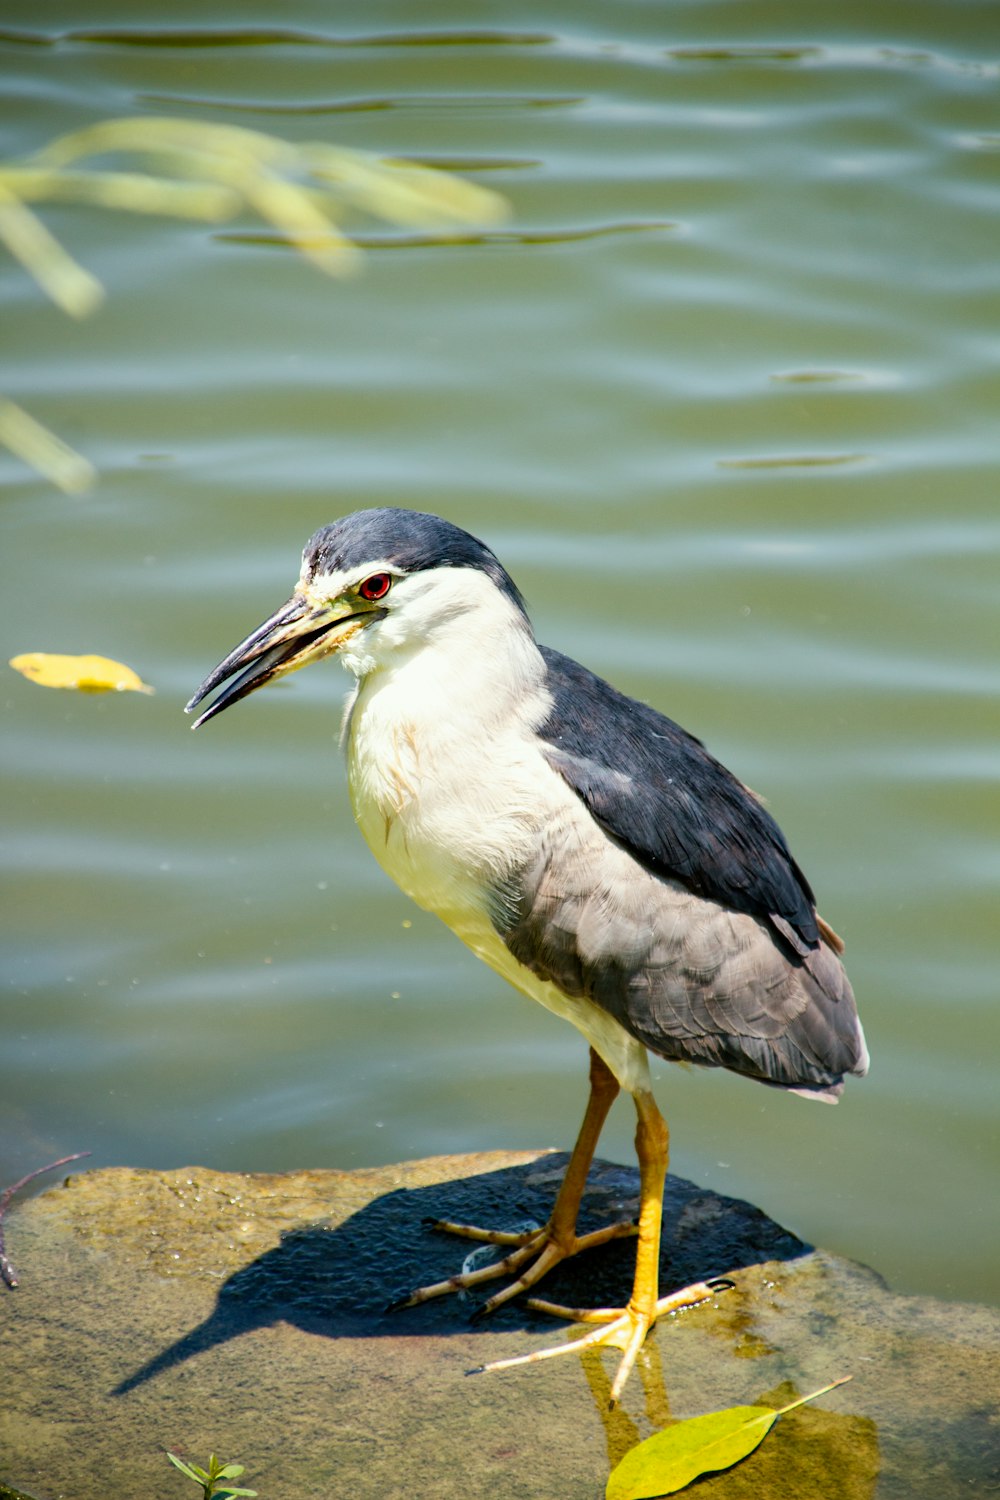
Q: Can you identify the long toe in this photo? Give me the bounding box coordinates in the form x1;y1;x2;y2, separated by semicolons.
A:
391;1233;544;1309
474;1277;718;1407
389;1213;636;1313
471;1303;653;1408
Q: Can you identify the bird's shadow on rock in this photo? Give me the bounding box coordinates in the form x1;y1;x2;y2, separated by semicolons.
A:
112;1155;809;1395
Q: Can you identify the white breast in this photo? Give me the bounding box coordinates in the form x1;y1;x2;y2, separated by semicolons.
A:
340;593;651;1094
345;648;548;929
332;564;653;1092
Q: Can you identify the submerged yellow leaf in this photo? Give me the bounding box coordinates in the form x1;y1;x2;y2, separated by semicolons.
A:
10;652;153;694
606;1378;852;1499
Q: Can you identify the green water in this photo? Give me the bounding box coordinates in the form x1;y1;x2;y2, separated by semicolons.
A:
2;1;998;1318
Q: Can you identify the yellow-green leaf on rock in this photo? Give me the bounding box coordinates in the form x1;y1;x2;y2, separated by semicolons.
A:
606;1378;851;1500
9;652;153;694
606;1404;777;1500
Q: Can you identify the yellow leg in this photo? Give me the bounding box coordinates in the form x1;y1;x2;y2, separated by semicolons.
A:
546;1046;621;1245
392;1049;634;1311
391;1055;721;1405
477;1086;719;1406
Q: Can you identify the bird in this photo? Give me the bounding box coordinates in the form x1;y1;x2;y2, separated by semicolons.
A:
186;507;868;1404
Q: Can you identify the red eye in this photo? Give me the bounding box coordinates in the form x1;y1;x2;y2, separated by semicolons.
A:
358;572;393;602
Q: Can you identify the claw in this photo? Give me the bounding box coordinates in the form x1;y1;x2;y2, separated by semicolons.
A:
478;1277;718;1405
385;1053;724;1403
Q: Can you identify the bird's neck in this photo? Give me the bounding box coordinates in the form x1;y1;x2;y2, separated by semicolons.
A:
344;595;546;749
341;600;551;922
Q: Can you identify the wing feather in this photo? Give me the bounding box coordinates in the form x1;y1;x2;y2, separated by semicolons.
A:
536;646;820;954
494;647;869;1094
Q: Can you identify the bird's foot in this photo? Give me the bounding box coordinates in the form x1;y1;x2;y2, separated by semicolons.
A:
386;1214;638;1314
472;1279;722;1407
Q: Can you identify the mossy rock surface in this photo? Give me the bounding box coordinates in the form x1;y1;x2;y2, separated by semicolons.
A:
1;1152;996;1498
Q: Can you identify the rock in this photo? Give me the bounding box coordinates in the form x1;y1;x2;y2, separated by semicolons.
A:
0;1153;996;1498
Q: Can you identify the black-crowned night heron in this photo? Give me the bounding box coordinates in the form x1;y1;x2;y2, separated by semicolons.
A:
186;507;868;1403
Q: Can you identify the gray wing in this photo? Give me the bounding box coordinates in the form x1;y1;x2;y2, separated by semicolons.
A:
535;647;821;954
496;648;868;1095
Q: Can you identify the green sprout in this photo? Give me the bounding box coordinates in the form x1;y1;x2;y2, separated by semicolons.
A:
166;1452;257;1500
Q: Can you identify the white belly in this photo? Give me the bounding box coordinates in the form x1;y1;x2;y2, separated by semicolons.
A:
345;695;651;1095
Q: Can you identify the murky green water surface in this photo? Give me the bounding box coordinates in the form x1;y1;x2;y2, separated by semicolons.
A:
3;0;998;1327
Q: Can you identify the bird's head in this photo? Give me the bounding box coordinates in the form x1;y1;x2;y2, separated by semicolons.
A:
185;508;529;727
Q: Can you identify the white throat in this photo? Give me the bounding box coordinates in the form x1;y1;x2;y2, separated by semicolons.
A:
340;567;550;925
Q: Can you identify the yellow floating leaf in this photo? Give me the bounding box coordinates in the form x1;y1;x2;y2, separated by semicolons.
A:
606;1378;851;1499
9;652;153;694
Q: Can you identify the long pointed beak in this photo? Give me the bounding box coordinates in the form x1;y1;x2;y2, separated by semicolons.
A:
185;591;370;728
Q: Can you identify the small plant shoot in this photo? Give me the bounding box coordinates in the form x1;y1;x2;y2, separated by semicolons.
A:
167;1452;257;1500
